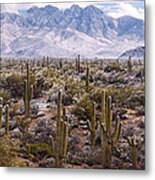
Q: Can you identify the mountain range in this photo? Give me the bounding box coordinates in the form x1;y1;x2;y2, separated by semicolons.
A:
0;4;145;59
119;46;145;60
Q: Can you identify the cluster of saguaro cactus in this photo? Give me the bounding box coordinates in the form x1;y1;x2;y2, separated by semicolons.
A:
127;136;143;169
100;90;122;168
24;63;33;118
55;91;70;167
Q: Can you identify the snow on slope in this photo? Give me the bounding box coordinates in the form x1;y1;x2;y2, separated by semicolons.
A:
0;5;145;59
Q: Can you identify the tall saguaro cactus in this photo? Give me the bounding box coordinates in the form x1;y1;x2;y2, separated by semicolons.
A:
87;101;96;148
85;65;89;92
100;94;122;168
55;93;70;167
24;63;32;118
55;91;62;167
62;116;69;158
77;54;81;73
5;104;9;137
0;105;2;135
0;97;3;135
127;56;132;73
91;102;96;148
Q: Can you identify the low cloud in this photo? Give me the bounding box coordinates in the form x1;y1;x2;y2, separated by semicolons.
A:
107;2;144;20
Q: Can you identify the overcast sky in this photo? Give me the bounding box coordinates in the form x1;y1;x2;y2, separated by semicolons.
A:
1;0;145;20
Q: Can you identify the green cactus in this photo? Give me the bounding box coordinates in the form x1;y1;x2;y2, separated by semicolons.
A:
24;80;29;118
127;136;143;169
5;104;9;137
77;54;80;73
24;63;32;118
55;97;70;167
0;97;3;134
85;65;89;92
100;95;122;168
55;91;62;167
0;105;2;135
63;116;69;158
21;64;24;74
90;101;96;148
127;56;132;73
59;60;63;69
100;90;107;161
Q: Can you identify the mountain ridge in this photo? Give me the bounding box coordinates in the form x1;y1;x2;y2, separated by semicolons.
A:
0;4;144;58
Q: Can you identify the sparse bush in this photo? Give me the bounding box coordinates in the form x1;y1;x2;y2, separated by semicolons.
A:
0;89;11;103
0;137;25;167
27;143;53;157
74;93;93;120
5;73;35;98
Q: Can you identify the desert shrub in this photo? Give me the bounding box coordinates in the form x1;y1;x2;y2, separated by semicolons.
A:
94;74;107;83
65;81;85;98
0;137;25;167
5;73;35;98
73;93;93;120
105;86;144;109
34;76;45;97
104;62;123;73
27;143;53;157
0;89;11;103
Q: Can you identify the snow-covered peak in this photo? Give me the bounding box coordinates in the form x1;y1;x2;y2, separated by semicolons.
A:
1;4;144;59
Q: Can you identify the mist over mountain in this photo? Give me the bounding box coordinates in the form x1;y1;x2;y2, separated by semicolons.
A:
0;4;144;58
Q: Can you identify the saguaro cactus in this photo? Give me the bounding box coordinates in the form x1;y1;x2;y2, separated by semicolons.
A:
127;136;143;169
0;105;2;135
24;63;32;118
55;91;62;167
77;54;81;73
5;104;9;137
90;102;96;148
127;56;132;73
63;116;69;158
0;97;3;135
100;95;122;168
100;90;106;138
85;65;89;92
55;95;70;167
